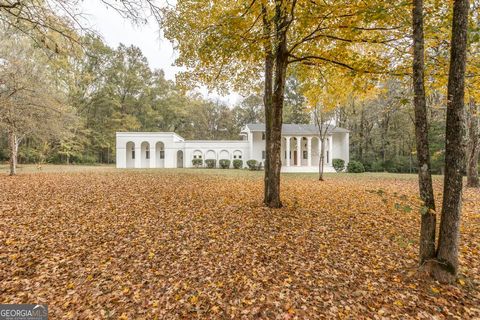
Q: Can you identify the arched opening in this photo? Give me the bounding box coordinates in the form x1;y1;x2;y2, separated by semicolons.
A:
155;142;165;168
205;150;216;161
233;150;243;160
219;150;229;160
219;150;230;168
141;141;150;168
126;141;135;168
192;150;203;167
177;150;184;168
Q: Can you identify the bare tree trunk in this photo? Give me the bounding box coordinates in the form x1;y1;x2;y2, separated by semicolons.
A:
412;0;437;265
8;127;18;176
263;3;288;208
431;0;469;284
319;138;325;181
466;100;479;187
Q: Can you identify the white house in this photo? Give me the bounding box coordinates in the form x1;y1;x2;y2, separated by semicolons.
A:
115;124;349;172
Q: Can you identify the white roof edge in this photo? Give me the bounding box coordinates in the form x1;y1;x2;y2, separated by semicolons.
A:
116;131;185;140
184;140;249;143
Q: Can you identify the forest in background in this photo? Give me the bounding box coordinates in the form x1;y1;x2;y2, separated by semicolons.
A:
0;32;468;174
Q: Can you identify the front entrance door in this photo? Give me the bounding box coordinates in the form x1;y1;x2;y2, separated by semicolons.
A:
293;151;297;165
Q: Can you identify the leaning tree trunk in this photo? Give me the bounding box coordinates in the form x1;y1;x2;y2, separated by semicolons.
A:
466;100;479;187
412;0;437;265
8;127;18;176
431;0;469;284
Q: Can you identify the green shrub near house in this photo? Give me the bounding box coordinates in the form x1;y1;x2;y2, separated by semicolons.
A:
192;159;203;168
246;160;258;170
347;160;365;173
205;159;216;168
332;158;345;172
219;159;231;169
247;160;262;171
232;159;243;169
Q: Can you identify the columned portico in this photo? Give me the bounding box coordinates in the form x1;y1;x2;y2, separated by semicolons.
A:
285;136;291;167
296;136;302;167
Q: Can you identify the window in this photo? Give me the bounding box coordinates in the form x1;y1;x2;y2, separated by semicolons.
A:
239;155;242;159
262;151;266;159
160;151;165;159
303;151;308;159
146;150;150;159
262;132;266;140
233;155;237;159
193;155;197;159
132;150;135;159
199;155;202;159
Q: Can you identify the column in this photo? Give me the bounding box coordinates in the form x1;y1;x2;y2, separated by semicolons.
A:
329;135;333;165
296;136;302;166
150;143;156;168
134;144;141;168
285;136;291;166
307;137;312;167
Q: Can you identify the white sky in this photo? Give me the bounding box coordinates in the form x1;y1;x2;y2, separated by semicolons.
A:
79;0;241;105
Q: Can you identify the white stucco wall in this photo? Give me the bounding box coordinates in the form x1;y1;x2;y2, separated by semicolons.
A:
116;132;185;169
250;132;265;163
183;141;249;168
332;132;349;165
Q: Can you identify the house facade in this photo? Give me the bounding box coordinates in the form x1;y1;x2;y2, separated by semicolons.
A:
115;124;349;172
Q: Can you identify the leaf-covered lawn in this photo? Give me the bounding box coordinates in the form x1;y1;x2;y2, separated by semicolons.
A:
1;170;479;319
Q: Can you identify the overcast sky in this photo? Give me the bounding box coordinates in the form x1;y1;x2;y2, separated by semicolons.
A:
79;0;241;105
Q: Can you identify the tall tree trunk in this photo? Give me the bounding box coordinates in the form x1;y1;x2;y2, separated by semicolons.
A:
466;100;479;187
431;0;469;284
262;3;287;208
412;0;437;265
319;138;325;181
8;127;18;176
262;5;274;207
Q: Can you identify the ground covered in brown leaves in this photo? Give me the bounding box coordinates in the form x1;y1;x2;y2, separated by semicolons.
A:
1;168;479;319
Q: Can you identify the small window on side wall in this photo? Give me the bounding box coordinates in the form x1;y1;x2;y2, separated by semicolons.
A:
233;155;237;159
146;150;150;159
160;151;165;159
132;150;135;159
239;155;242;159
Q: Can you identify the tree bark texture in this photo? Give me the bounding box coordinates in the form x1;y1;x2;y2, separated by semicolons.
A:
318;139;325;181
263;3;289;208
412;0;437;265
8;127;18;176
466;100;479;187
432;0;469;284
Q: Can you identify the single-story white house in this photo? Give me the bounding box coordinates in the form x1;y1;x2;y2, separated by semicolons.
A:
115;124;349;172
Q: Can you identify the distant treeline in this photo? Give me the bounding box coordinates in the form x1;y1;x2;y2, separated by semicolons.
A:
0;35;474;174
